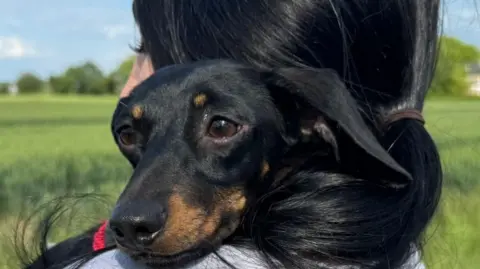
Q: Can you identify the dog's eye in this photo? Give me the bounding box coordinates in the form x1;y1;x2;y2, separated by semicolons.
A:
118;129;139;146
207;117;240;139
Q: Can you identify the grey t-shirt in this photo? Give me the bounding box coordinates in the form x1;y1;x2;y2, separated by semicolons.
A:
67;246;426;269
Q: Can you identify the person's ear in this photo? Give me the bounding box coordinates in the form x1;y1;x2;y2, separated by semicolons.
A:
119;54;154;98
262;67;412;188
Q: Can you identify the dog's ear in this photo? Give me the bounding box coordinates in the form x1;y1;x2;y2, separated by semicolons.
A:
262;67;412;187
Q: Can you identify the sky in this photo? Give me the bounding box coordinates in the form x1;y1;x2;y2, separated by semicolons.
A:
0;0;479;82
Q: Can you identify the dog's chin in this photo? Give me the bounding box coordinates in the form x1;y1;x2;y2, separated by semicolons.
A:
126;247;213;269
118;216;242;268
118;238;225;269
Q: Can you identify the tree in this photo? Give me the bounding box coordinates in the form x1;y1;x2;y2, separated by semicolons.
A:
107;55;135;94
0;82;9;94
68;62;105;95
16;73;44;94
115;55;135;81
50;61;107;95
103;74;118;95
49;75;76;94
430;36;480;96
48;56;136;95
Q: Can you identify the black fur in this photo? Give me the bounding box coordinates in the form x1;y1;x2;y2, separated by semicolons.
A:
20;0;442;268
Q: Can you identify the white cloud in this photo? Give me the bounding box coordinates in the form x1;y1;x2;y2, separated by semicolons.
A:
0;36;37;59
102;24;132;39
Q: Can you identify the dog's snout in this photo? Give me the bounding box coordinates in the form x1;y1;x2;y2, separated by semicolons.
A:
109;200;167;247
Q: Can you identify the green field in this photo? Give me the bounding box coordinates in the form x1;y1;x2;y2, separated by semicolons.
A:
0;96;479;269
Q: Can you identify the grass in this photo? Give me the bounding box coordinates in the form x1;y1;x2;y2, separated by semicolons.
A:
0;95;479;269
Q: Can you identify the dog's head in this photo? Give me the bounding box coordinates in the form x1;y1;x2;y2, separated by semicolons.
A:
108;59;411;267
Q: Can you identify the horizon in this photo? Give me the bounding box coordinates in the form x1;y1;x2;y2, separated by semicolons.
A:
0;0;479;82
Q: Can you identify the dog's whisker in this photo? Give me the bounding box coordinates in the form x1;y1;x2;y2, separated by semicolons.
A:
118;100;128;108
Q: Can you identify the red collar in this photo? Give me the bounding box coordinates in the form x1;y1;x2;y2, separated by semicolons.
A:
92;221;108;251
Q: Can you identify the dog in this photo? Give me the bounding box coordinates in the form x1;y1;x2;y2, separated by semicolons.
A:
21;0;443;267
26;59;424;269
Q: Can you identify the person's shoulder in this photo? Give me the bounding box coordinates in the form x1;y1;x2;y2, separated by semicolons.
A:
68;246;425;269
68;246;267;269
65;250;148;269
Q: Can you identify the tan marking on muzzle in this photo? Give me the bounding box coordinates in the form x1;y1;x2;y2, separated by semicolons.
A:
201;189;246;236
216;189;247;212
201;207;221;236
193;93;207;107
228;190;247;212
152;189;247;256
131;105;143;119
153;193;206;255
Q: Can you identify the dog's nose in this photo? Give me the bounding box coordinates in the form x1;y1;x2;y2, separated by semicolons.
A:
109;200;167;247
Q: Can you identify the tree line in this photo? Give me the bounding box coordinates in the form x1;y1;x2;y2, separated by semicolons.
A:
0;56;135;96
1;36;479;96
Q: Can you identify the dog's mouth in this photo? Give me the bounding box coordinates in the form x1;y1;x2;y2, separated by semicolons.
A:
108;185;248;268
119;244;211;269
116;215;241;268
114;189;245;268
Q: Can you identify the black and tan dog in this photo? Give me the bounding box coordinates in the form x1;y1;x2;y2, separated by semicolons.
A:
27;59;417;269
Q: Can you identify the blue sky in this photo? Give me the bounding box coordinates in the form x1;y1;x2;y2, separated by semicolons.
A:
0;0;479;82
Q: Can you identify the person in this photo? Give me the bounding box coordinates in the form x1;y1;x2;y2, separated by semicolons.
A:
67;245;426;269
24;0;442;268
119;53;153;98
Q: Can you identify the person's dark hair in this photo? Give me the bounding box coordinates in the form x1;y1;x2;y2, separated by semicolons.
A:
18;0;442;268
133;1;442;267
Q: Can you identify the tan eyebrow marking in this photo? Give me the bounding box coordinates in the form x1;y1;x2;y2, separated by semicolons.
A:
193;93;207;107
131;105;143;119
